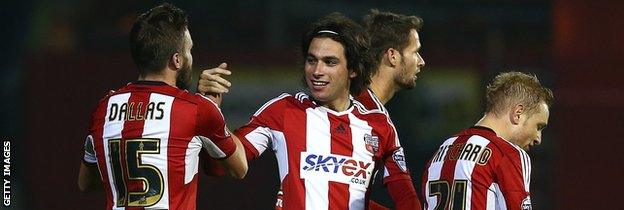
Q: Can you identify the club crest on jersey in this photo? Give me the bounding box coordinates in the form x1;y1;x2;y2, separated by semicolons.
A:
363;134;379;153
392;148;408;172
521;196;532;210
300;152;374;189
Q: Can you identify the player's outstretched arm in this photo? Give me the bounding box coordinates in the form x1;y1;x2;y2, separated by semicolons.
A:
78;161;102;192
219;134;248;179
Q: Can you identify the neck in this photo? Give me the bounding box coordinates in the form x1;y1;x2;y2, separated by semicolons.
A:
369;68;400;104
474;113;512;141
318;93;351;112
139;70;176;87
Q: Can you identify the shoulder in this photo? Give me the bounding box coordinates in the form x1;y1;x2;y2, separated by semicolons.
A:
93;83;131;111
194;94;221;110
354;89;388;114
485;135;527;159
468;133;529;170
253;92;315;116
352;99;394;131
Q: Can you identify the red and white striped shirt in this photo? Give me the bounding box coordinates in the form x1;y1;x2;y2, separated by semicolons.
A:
83;81;236;210
422;126;533;210
237;92;411;210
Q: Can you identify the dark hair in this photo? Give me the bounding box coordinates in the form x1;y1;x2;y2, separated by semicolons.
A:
129;3;189;76
301;12;373;95
363;9;423;70
485;71;554;116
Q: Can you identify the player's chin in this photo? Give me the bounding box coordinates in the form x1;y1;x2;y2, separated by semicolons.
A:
310;91;328;102
400;80;416;90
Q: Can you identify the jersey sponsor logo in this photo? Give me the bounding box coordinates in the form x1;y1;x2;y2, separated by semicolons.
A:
364;134;379;153
392;148;408;172
521;196;532;210
300;152;374;188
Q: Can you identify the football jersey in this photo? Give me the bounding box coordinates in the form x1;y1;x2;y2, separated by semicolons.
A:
237;92;412;210
422;126;533;210
82;81;236;210
355;88;388;115
356;89;402;181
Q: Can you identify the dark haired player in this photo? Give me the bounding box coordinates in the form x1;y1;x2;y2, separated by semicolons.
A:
77;3;247;210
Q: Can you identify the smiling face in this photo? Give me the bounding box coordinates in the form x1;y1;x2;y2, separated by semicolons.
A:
304;37;355;108
395;29;425;89
510;102;550;151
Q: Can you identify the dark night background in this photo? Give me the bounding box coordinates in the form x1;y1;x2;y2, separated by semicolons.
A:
1;0;623;209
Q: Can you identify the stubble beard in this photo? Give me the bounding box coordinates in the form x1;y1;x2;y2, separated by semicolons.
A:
176;62;192;90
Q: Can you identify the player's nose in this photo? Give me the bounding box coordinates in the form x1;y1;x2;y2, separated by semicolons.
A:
417;53;425;67
312;65;326;77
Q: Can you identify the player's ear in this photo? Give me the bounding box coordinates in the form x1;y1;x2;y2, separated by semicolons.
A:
509;104;525;125
386;48;400;67
349;69;357;78
170;52;182;70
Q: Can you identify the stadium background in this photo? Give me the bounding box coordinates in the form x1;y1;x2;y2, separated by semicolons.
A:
1;0;623;209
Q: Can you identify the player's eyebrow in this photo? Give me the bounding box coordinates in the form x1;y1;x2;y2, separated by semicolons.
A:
321;56;340;63
307;53;340;63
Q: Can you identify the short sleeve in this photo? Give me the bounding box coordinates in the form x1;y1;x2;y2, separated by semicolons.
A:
83;135;97;165
494;150;532;208
196;95;236;159
234;94;289;159
380;121;412;184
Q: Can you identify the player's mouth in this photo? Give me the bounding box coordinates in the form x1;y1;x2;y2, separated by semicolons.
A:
413;70;421;80
310;80;329;89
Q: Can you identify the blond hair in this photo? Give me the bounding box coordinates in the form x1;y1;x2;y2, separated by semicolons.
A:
485;71;554;116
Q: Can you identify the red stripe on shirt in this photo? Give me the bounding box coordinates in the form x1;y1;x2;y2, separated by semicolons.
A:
91;97;114;208
328;113;352;210
120;91;149;210
282;106;307;210
168;97;196;210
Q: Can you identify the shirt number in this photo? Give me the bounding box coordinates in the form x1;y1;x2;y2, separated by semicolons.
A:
428;179;468;210
108;138;164;207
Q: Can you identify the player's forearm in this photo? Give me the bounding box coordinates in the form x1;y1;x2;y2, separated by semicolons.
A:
387;179;421;210
78;161;102;192
222;134;248;179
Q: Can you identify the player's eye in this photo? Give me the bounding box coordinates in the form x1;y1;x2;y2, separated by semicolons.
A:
325;59;338;67
306;56;317;65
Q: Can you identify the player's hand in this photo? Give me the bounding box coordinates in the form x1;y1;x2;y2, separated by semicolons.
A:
198;63;232;105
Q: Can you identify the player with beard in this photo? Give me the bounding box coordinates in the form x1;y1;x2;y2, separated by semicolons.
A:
356;10;425;109
77;3;247;210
